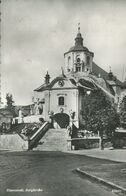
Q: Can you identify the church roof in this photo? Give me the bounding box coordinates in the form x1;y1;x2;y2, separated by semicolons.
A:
34;75;68;92
123;80;126;86
79;78;97;90
34;83;49;92
34;61;123;94
68;45;89;53
34;63;123;93
121;80;126;88
92;62;123;86
92;62;108;79
64;28;94;56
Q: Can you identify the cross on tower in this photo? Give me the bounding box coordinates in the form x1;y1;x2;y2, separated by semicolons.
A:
109;66;112;72
78;22;80;33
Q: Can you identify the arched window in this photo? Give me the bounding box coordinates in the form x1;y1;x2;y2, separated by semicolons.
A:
68;56;71;66
58;96;64;106
77;57;80;63
76;55;81;72
87;56;90;65
76;64;81;72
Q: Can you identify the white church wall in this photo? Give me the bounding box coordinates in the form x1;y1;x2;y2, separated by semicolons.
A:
49;89;79;121
44;90;50;120
64;52;74;72
64;50;93;74
89;56;93;71
73;51;84;61
78;90;85;126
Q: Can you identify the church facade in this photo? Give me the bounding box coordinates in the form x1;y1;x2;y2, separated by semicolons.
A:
33;27;126;128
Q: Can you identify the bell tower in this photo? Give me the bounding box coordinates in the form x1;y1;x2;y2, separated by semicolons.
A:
64;25;94;74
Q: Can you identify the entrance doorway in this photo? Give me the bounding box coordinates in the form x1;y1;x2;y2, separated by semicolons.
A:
53;113;70;128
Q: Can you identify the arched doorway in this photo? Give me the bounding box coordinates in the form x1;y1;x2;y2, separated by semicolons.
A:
53;113;70;128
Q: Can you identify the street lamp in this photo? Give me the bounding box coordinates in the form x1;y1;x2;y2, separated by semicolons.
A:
86;91;91;95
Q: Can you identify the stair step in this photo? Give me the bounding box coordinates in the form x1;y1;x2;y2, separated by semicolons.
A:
34;128;68;151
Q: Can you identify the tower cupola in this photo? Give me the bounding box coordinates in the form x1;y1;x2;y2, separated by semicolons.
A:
64;25;94;74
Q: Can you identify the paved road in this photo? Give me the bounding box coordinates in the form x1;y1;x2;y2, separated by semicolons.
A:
0;151;117;196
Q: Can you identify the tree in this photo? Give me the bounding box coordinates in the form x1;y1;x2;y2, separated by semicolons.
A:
119;96;126;128
120;96;126;111
81;89;119;149
6;93;14;108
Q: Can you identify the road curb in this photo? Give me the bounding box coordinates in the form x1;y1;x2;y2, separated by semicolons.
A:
76;168;126;194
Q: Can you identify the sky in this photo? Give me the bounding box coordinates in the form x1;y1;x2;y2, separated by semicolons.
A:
1;0;126;105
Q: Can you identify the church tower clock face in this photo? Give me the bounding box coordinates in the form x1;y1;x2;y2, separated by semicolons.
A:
58;80;64;87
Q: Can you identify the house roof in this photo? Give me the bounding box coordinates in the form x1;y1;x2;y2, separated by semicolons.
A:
15;104;34;117
0;107;16;117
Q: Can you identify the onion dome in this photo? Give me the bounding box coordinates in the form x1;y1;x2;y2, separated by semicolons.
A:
68;26;89;53
64;24;94;57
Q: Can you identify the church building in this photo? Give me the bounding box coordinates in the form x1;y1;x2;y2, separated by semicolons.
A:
33;27;126;128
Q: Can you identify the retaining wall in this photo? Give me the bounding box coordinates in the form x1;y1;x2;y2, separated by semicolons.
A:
0;134;28;151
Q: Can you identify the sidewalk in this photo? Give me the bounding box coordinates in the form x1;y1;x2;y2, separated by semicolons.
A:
66;148;126;162
67;148;126;194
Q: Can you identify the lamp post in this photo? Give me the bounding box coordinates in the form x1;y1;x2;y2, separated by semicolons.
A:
86;90;91;95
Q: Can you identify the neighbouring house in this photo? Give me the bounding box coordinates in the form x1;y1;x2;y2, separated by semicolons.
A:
0;107;16;132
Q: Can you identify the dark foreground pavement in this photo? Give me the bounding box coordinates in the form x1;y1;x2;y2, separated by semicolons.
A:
0;151;119;196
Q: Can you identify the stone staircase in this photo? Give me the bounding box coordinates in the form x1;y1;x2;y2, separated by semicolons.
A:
33;128;68;151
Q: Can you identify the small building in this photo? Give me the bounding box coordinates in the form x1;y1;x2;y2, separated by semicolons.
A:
0;107;14;132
